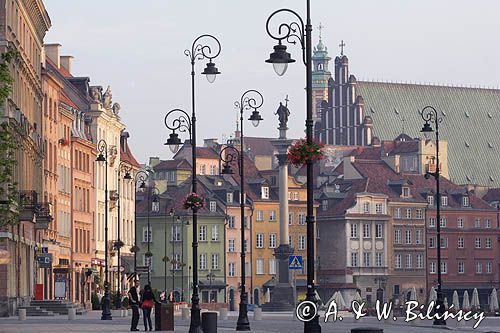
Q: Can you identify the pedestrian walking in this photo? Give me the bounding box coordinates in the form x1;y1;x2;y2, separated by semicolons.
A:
141;284;156;331
128;280;140;331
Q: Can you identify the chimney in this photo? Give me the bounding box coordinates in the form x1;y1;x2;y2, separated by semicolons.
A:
60;55;73;74
120;131;130;153
44;43;61;68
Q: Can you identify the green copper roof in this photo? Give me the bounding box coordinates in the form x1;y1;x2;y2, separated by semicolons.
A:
356;81;500;187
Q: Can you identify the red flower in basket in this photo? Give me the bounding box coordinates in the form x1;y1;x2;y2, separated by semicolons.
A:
287;138;325;167
183;192;205;210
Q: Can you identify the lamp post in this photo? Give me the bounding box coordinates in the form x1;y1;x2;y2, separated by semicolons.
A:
116;162;132;308
166;208;180;301
96;140;112;320
164;33;221;333
146;186;160;286
265;1;321;331
132;171;148;277
420;105;446;326
220;90;264;331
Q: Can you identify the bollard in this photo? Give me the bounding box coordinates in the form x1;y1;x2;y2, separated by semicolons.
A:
182;307;190;319
201;311;217;333
253;306;262;321
219;307;228;320
351;328;383;333
128;308;132;316
68;308;76;320
121;309;127;317
18;308;26;321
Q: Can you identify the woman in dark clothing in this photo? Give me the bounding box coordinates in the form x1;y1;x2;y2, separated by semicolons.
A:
141;284;156;331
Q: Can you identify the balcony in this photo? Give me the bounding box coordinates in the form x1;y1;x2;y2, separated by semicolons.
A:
35;202;53;230
19;191;38;222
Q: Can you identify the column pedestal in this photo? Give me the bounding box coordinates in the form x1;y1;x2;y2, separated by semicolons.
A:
262;245;295;312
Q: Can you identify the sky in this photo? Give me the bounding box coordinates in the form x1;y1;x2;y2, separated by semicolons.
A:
44;0;500;164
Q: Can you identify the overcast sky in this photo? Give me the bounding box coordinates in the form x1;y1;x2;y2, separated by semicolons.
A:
44;0;500;164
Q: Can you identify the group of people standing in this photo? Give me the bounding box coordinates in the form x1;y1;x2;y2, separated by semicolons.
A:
128;280;157;331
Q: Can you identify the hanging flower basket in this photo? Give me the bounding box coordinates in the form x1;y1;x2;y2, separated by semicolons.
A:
130;245;140;253
145;251;153;258
287;138;325;167
113;240;124;250
183;192;204;210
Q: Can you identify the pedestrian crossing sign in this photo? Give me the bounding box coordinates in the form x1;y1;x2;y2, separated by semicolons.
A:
288;255;303;270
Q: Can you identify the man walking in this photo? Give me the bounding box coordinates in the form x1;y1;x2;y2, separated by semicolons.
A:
128;280;140;331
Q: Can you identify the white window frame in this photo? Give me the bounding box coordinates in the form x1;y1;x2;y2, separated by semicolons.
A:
415;209;423;219
269;259;276;275
395;254;402;269
375;252;383;267
394;229;401;244
363;202;370;214
486;237;492;248
256;210;264;221
427;195;434;206
395;208;401;219
441;196;448;206
375;203;383;214
429;217;436;228
440;261;447;274
416;254;423;269
405;229;412;244
351;252;358;267
226;192;233;203
475;237;481;248
363;252;371;267
200;253;207;270
405;208;412;219
210;164;216;176
458;262;465;274
429;237;436;248
299;235;306;250
458;237;464;248
211;225;219;241
209;201;217;212
256;233;264;248
474;218;481;228
229;262;236;277
269;233;277;248
476;262;482;274
416;229;423;244
375;224;383;238
256;259;264;275
406;254;412;268
298;213;306;225
363;223;371;238
462;196;469;207
351;223;358;238
142;226;152;243
440;217;446;228
430;262;436;274
269;210;277;221
486;262;492;273
485;219;492;228
228;239;235;252
199;225;207;242
457;217;464;228
211;253;219;270
261;186;269;199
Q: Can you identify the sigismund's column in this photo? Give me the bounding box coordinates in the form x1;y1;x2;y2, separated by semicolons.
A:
263;101;295;311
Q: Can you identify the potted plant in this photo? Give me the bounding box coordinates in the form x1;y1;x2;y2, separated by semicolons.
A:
287;138;325;167
183;192;204;210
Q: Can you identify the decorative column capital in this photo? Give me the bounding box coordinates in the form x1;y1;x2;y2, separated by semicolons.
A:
276;153;289;165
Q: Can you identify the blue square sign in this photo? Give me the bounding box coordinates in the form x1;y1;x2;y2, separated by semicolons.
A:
288;255;303;270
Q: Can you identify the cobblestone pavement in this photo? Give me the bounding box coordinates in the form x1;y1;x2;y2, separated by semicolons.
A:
0;311;499;333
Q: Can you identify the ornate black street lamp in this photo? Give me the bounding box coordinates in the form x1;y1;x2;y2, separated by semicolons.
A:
96;140;112;320
420;106;446;326
220;89;264;331
265;1;321;331
166;208;180;301
131;171;148;277
146;186;160;285
164;33;221;333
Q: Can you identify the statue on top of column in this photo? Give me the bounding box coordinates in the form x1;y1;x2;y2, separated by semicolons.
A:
275;101;290;129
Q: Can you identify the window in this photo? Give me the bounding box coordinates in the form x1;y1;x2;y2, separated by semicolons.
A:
458;262;465;274
375;253;383;267
363;224;371;238
395;254;402;269
440;237;447;249
294;192;299;201
288;213;293;225
475;237;481;248
322;200;328;211
429;237;436;248
199;225;207;241
151;201;160;213
351;252;358;267
228;239;235;252
474;218;481;228
200;253;207;270
256;259;264;274
486;262;492;273
269;210;277;221
458;237;464;248
375;203;383;214
486;238;492;248
430;262;436;274
441;196;448;206
209;201;217;212
226;192;233;203
394;285;400;295
440;262;447;274
457;218;464;228
211;254;219;270
298;213;306;225
172;225;181;242
211;225;219;241
229;263;236;277
351;224;358;238
375;224;383;238
269;259;276;275
288;236;293;248
440;217;446;228
363;202;370;213
288;192;292;200
402;187;410;197
256;234;264;248
476;262;482;274
143;255;153;271
415;229;423;244
256;210;264;221
427;195;434;206
405;230;412;244
269;234;277;248
200;164;206;175
462;196;469;207
406;254;412;268
363;253;371;267
299;235;306;250
228;216;235;228
261;186;269;199
142;226;152;242
485;219;492;228
394;229;401;244
416;254;423;269
244;240;248;253
429;217;436;228
395;208;401;219
415;209;423;219
210;165;216;176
